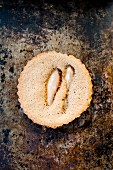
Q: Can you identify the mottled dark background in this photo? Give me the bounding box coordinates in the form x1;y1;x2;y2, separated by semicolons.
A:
0;0;113;169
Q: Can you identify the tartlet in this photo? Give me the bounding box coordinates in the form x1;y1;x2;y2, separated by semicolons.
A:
17;51;92;128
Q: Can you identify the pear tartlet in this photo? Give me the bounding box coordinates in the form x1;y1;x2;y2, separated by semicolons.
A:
17;51;92;128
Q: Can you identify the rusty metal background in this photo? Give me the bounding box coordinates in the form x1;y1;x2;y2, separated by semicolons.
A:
0;0;113;169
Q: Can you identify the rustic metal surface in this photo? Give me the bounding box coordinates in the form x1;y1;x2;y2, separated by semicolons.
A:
0;0;113;169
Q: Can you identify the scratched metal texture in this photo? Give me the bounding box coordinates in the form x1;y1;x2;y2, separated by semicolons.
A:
0;0;113;169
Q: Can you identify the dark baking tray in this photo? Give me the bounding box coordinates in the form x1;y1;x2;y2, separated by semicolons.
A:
0;0;113;169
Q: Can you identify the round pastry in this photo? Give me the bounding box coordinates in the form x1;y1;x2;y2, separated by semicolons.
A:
17;51;92;128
